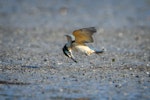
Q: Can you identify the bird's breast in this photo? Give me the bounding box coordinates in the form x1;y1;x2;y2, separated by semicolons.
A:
73;44;95;55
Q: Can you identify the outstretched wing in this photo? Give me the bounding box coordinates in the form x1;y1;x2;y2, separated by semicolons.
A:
72;27;96;43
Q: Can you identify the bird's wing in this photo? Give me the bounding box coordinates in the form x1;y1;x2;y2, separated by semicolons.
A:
65;35;73;47
72;27;96;43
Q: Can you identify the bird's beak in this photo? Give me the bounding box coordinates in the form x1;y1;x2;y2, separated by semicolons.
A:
71;57;77;63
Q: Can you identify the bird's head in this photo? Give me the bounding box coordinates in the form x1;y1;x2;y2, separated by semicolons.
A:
62;44;77;63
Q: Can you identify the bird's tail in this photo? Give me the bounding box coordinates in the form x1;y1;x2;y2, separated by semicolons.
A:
94;49;104;54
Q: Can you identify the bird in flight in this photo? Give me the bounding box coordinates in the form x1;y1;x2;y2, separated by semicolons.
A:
62;27;104;63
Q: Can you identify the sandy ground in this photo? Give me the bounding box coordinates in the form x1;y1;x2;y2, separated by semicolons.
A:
0;0;150;100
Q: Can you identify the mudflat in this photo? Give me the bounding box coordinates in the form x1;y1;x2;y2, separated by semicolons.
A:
0;0;150;100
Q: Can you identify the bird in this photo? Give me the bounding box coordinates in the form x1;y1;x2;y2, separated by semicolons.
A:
62;27;104;63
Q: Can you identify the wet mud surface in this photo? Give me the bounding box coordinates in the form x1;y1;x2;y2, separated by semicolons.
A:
0;0;150;100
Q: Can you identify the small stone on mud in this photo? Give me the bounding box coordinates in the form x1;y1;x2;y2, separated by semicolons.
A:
134;36;140;41
112;58;115;62
129;68;132;70
43;58;47;62
63;77;66;79
118;32;123;37
115;84;121;88
135;75;139;78
146;72;149;75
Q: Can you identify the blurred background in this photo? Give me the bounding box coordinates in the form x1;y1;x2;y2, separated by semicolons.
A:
0;0;150;30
